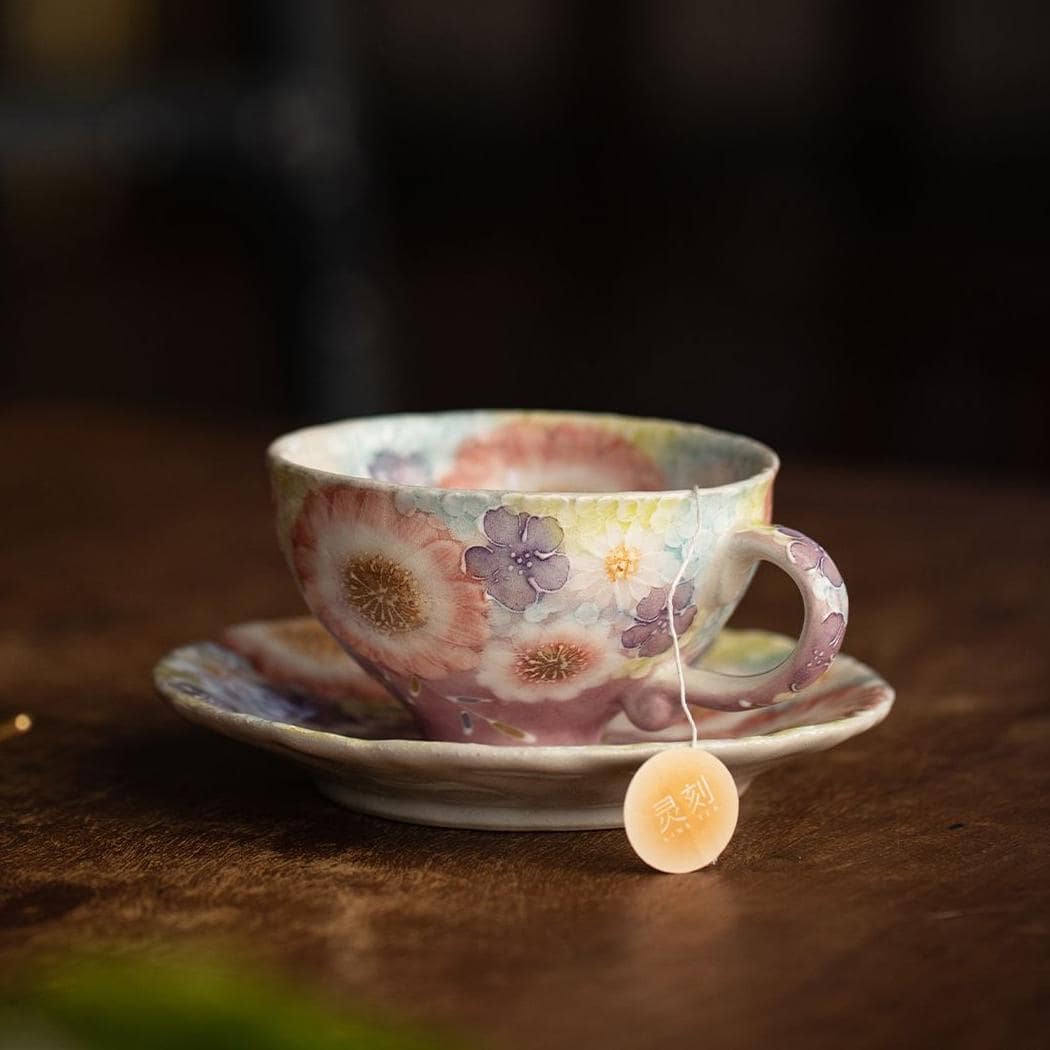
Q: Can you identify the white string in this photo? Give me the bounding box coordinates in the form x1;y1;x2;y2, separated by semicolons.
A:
667;486;703;749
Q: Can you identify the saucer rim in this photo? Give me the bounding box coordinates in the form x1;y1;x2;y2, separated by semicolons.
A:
153;631;895;769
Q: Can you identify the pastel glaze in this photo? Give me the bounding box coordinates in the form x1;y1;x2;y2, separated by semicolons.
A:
268;411;848;746
154;620;893;831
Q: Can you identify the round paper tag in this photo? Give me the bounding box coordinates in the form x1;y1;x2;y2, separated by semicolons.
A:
624;748;739;873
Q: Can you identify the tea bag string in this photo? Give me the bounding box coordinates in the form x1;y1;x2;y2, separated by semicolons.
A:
667;486;703;749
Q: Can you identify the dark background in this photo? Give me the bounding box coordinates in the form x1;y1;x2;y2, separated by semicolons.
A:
2;0;1048;475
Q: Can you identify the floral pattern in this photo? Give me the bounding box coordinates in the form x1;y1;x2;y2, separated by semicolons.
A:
439;419;666;492
789;610;847;692
291;485;489;679
475;621;618;702
273;412;845;741
224;617;393;704
780;527;844;588
560;519;680;614
621;582;698;657
156;628;892;829
464;507;570;611
157;639;417;738
369;450;430;486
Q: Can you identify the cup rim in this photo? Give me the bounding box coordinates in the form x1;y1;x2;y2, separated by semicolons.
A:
268;409;780;500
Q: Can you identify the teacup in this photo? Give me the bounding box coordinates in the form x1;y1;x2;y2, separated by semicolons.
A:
268;411;847;746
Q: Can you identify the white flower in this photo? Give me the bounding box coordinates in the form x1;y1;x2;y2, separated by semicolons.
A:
563;520;681;614
475;621;618;702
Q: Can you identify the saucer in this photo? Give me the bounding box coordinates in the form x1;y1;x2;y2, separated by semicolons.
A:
153;618;894;831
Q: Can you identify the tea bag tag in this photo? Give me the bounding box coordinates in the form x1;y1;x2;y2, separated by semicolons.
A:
624;485;740;873
624;747;738;873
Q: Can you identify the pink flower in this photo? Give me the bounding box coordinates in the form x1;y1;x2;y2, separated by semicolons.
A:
291;486;489;679
440;420;666;491
223;617;393;703
475;621;618;702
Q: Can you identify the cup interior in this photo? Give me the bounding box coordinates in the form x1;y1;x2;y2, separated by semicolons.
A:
270;411;776;495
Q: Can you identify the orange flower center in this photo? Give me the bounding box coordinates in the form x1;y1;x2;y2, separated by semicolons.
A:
604;543;640;582
514;642;589;684
342;553;426;634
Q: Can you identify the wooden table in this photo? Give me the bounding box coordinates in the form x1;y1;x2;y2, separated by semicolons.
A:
2;404;1048;1048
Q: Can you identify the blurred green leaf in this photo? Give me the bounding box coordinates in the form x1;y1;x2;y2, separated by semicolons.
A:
2;955;461;1050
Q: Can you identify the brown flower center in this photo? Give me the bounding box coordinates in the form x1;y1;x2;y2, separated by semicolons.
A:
604;542;640;582
514;641;589;684
341;553;426;634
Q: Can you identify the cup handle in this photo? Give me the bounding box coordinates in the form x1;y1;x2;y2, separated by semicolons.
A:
623;525;848;729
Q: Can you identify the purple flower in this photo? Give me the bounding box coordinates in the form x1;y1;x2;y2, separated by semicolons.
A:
778;527;843;587
464;507;570;611
369;451;430;486
789;610;846;691
621;582;697;657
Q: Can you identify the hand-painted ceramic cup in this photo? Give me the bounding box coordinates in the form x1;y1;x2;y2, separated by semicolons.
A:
269;411;847;746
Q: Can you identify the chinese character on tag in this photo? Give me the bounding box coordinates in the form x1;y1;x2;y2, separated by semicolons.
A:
680;775;718;818
624;749;740;873
652;794;689;839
